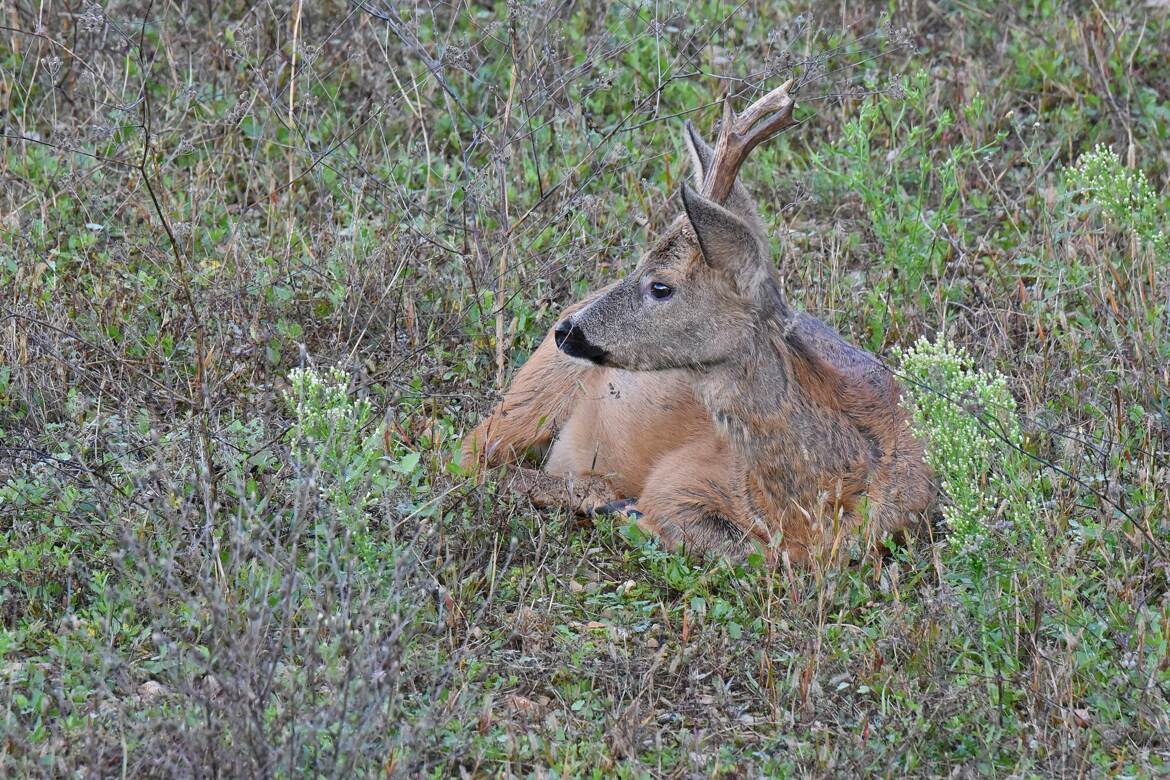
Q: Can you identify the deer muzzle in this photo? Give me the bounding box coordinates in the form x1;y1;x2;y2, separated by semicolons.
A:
554;319;608;365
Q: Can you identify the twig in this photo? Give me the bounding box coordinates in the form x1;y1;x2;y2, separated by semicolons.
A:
132;0;220;544
496;60;519;389
289;0;304;189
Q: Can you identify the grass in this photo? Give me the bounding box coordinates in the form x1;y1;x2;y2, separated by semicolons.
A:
1;0;1168;776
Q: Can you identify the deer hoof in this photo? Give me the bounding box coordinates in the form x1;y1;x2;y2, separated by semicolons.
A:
593;498;644;520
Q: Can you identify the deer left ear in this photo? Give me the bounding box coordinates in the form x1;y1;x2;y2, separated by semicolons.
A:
680;183;764;275
683;122;714;190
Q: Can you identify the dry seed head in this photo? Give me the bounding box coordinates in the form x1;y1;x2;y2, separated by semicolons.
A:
79;2;105;34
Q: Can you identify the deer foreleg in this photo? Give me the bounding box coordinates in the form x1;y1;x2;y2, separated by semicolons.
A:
502;465;619;516
461;284;620;473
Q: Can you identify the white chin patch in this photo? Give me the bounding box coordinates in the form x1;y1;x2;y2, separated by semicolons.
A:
562;352;606;368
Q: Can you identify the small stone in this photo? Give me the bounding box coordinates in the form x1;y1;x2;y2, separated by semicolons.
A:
139;681;166;703
504;693;539;715
203;675;222;697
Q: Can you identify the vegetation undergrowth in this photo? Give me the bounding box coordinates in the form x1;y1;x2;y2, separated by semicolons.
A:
896;336;1043;559
2;0;1168;776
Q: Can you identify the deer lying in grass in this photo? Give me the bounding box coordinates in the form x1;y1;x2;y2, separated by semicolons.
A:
463;81;934;564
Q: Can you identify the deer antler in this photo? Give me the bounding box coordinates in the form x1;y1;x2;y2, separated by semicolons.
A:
701;79;797;203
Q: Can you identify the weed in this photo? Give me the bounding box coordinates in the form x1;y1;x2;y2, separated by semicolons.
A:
1066;143;1168;257
896;336;1041;557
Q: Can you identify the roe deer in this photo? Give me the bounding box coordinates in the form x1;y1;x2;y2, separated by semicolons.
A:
464;81;934;563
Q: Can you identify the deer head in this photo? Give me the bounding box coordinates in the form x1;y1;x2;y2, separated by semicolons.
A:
555;81;797;371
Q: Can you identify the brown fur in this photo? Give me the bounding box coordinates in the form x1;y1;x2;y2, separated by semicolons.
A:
463;123;934;565
461;294;733;537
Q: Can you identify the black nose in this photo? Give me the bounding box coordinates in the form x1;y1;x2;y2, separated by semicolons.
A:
554;319;608;364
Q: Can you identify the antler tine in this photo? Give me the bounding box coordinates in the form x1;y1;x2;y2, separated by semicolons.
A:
701;79;796;203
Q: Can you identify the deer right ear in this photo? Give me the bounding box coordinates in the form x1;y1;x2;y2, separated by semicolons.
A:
683;121;714;189
680;183;763;274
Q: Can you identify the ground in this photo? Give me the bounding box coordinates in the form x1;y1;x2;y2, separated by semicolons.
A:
1;0;1169;777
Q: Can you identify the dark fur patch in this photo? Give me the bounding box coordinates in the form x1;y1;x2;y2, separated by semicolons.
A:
700;510;742;541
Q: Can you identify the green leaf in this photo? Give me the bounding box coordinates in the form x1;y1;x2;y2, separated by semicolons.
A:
393;451;421;475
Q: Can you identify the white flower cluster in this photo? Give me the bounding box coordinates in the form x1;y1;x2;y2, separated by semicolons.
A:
1066;144;1168;255
896;337;1036;552
281;366;390;517
283;366;372;448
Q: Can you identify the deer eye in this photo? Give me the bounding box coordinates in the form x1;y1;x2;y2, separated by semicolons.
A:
648;282;674;300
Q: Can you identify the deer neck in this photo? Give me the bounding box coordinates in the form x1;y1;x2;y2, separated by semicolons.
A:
694;300;870;522
694;308;797;455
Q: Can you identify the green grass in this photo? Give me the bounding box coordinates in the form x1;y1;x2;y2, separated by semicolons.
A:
2;0;1169;776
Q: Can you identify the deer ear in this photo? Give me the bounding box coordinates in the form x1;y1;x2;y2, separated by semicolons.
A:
683;121;714;190
680;183;763;274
